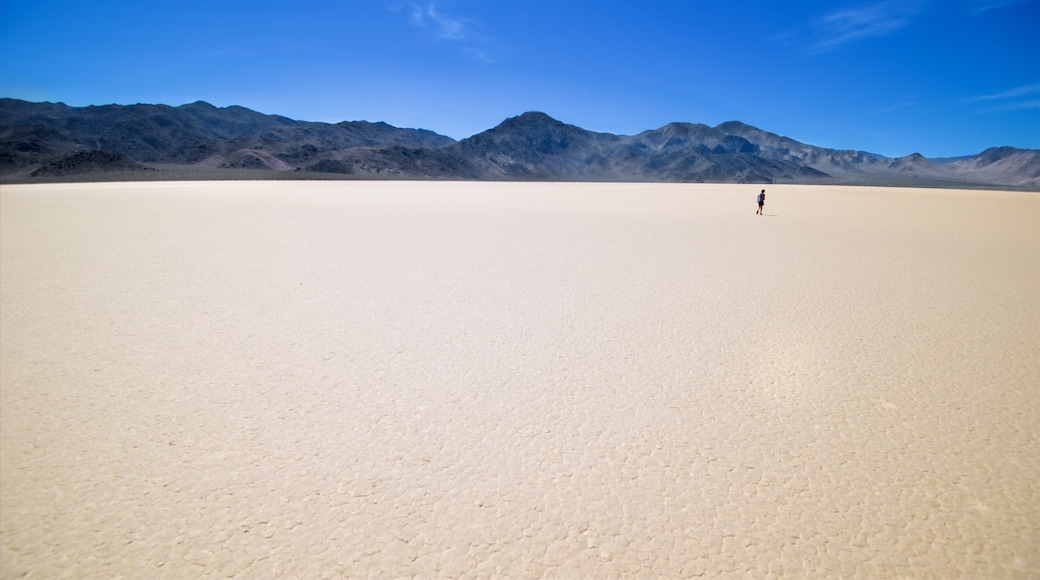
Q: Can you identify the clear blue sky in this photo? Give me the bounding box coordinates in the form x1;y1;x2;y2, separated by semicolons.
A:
1;0;1037;157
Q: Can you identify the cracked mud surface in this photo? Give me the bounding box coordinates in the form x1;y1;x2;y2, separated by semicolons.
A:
1;182;1037;578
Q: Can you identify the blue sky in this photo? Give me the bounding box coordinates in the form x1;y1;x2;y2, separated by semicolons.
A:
1;0;1037;157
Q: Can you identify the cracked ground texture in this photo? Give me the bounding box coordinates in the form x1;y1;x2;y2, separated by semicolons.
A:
1;182;1037;578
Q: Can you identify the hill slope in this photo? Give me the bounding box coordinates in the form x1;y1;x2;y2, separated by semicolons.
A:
2;99;1036;188
0;99;455;175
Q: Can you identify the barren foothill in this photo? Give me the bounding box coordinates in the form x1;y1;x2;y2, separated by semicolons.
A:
1;181;1037;578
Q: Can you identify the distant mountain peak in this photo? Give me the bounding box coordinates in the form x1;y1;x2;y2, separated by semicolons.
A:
1;98;1036;188
654;121;714;133
976;146;1021;162
514;111;558;122
496;111;568;130
715;120;753;131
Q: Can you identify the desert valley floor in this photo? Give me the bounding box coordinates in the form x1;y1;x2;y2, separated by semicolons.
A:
1;181;1037;578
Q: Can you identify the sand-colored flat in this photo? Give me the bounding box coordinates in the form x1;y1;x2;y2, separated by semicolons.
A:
1;181;1037;578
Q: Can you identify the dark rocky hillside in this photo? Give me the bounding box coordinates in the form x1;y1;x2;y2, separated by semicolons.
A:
0;98;455;175
30;150;152;177
2;98;1037;188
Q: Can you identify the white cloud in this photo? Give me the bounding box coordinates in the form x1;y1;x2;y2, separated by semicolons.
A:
424;4;467;40
962;0;1034;14
879;101;920;112
386;1;495;62
997;98;1040;111
964;83;1040;103
963;84;1040;115
808;0;925;53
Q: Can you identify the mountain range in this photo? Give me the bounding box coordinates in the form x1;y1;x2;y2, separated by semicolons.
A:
1;98;1037;189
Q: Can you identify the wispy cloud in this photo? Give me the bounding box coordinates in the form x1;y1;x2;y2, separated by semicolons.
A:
879;100;919;112
995;99;1040;111
420;3;466;39
963;84;1040;114
963;83;1040;103
962;0;1034;14
972;99;1040;115
807;0;925;53
386;1;495;62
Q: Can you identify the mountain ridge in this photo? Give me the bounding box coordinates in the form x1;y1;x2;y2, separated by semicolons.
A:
2;99;1037;189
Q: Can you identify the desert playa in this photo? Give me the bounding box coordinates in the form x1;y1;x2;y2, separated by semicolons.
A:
1;181;1037;578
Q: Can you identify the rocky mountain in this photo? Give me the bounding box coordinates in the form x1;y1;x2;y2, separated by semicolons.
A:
0;98;454;175
430;114;827;183
29;150;152;177
945;147;1040;188
2;98;1037;188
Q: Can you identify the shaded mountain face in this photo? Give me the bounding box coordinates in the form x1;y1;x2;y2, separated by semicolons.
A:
0;98;455;173
2;98;1037;188
946;147;1040;187
447;112;623;179
611;122;828;182
30;150;152;177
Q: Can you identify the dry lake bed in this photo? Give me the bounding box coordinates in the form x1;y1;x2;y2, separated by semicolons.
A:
1;181;1037;578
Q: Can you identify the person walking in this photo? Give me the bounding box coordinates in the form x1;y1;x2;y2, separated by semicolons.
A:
756;189;766;215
